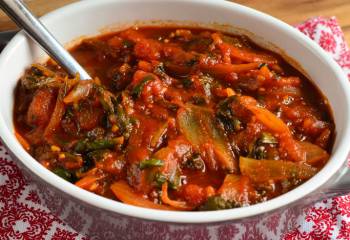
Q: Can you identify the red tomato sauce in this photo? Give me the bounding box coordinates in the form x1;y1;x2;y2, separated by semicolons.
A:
13;27;334;211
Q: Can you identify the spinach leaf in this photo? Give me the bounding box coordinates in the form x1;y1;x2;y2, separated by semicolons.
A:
199;196;239;211
131;75;154;98
139;158;164;170
52;167;75;182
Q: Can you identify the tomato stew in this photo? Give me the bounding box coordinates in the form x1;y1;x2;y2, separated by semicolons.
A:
14;27;334;211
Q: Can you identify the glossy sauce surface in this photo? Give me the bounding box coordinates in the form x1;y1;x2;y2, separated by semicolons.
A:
14;27;334;211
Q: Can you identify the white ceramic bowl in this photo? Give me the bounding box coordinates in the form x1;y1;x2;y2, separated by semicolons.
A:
0;0;349;239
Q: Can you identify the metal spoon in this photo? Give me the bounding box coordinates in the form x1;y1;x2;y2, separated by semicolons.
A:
0;0;91;80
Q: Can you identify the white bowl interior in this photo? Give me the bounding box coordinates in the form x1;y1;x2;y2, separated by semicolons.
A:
0;0;349;223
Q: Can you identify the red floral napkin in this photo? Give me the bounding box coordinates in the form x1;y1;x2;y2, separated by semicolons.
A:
0;17;349;240
283;17;350;240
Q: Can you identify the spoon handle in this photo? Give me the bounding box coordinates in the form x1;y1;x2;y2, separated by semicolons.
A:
0;0;91;80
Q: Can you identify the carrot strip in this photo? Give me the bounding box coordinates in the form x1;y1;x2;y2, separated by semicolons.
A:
239;96;289;134
211;33;277;64
15;131;30;151
259;65;273;80
228;45;277;63
76;167;98;179
239;96;305;161
161;182;194;210
111;181;177;210
138;60;153;72
75;175;100;190
200;62;260;75
278;133;306;162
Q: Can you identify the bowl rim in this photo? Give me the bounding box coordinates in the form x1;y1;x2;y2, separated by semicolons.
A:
0;0;350;224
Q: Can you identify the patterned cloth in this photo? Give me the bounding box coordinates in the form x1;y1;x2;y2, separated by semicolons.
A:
283;17;350;240
0;17;349;240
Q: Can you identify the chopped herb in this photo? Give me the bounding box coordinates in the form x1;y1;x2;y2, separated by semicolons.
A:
75;166;89;178
166;102;179;112
255;145;266;159
97;88;116;113
256;95;265;103
157;99;179;112
248;132;277;159
184;153;205;171
75;139;119;153
232;118;242;131
281;179;291;191
248;141;266;160
154;63;166;76
102;114;112;129
258;63;268;69
185;58;199;67
154;62;173;83
217;96;238;118
154;172;167;187
52;167;75;182
32;67;44;76
182;78;193;89
139;158;164;170
116;104;133;139
86;149;111;162
273;72;282;80
122;40;134;48
131;75;154;98
216;96;242;132
64;106;74;119
217;115;234;132
85;139;118;151
258;132;278;144
82;154;94;168
169;172;181;190
185;38;212;51
63;152;83;161
191;95;206;105
21;72;56;90
86;127;105;140
199;196;239;211
74;140;88;153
